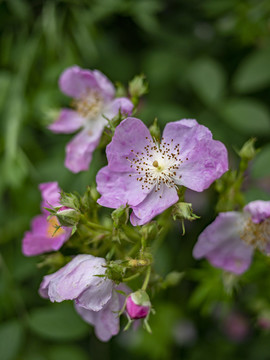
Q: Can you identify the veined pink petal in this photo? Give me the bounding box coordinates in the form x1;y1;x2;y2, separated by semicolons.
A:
130;185;179;226
22;214;71;256
162;119;228;192
48;109;85;134
97;166;150;208
106;117;152;172
244;200;270;224
65;119;106;173
193;212;253;275
59;66;99;98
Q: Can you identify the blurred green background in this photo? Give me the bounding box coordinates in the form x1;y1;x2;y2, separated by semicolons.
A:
1;0;270;359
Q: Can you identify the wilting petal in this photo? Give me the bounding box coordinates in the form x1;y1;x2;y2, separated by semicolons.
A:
48;109;85;134
22;215;71;256
244;200;270;224
76;291;121;342
130;185;179;226
193;212;253;274
106;117;152;172
93;70;115;100
59;66;99;98
162;119;228;192
65;119;106;173
103;98;134;119
97;166;150;208
39;255;113;310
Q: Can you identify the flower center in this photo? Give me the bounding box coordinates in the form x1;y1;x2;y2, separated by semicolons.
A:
127;136;187;197
240;217;270;251
47;216;65;238
73;90;103;119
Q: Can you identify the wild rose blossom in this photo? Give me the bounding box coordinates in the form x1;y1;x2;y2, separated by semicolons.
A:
193;200;270;275
39;254;128;342
48;66;134;173
96;117;228;225
22;182;71;256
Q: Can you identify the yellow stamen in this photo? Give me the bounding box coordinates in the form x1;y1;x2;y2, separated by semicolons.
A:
47;216;65;237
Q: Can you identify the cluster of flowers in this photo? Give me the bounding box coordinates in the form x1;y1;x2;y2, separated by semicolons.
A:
22;66;270;342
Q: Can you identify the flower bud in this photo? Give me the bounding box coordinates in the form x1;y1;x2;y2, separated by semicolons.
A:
56;206;80;227
126;290;151;319
149;118;161;141
140;221;159;242
111;205;129;227
172;202;199;222
238;138;257;161
128;74;148;98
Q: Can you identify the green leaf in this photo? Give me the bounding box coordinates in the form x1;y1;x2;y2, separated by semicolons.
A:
221;98;270;135
188;58;226;105
48;345;89;360
0;320;23;360
251;144;270;179
28;303;89;341
233;47;270;93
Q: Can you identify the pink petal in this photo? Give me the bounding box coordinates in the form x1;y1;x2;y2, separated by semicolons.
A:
103;97;134;119
59;66;99;98
39;255;113;311
22;215;71;256
130;185;179;225
106;117;152;172
244;200;270;224
48;109;85;134
65;120;106;173
97;166;150;208
75;290;121;342
193;212;253;275
39;182;61;213
92;70;115;100
162;119;228;192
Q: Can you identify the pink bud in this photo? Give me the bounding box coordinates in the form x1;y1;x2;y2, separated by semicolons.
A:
126;290;151;320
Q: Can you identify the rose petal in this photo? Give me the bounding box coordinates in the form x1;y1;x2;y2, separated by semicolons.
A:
65;119;106;173
59;66;99;98
93;70;115;100
162;119;228;192
75;291;121;342
193;212;253;274
103;97;134;119
97;166;150;208
39;182;61;213
130;185;179;225
48;109;85;134
39;255;113;310
22;215;71;256
244;200;270;224
106;117;152;172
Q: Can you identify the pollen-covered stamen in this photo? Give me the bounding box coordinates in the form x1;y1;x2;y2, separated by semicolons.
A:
240;217;270;251
73;89;104;119
127;136;186;194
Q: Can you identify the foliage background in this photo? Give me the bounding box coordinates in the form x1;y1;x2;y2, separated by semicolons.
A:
1;0;270;359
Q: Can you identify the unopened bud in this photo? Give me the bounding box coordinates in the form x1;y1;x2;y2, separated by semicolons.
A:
149;118;161;141
172;202;199;221
164;271;184;288
126;290;151;319
129;74;148;98
239;138;257;161
140;221;159;242
111;205;129;227
56;206;80;227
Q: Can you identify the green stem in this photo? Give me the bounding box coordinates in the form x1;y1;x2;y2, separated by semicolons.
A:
123;273;140;282
142;266;151;291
